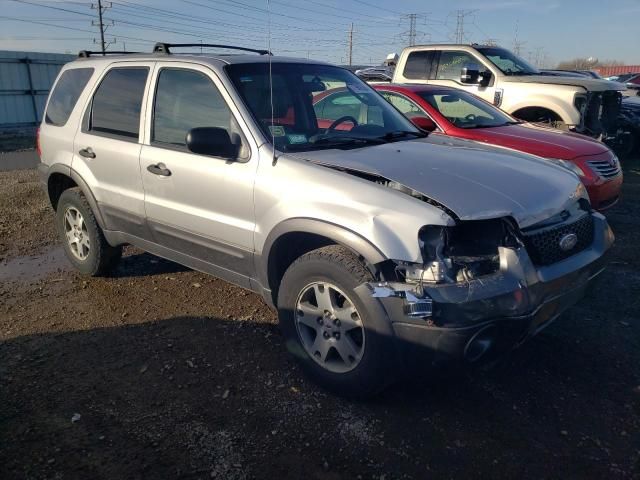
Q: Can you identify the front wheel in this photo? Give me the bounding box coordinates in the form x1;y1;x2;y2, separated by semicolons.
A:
277;245;395;398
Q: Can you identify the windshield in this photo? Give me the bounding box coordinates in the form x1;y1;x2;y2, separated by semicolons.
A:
226;63;421;152
418;90;517;129
476;47;540;76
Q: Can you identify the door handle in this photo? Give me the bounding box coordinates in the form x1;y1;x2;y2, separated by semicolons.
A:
79;147;96;159
146;163;172;177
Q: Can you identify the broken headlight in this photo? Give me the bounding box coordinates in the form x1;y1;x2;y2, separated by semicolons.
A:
402;219;521;284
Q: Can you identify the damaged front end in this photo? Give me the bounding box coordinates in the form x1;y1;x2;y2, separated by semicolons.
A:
575;90;622;138
363;206;614;367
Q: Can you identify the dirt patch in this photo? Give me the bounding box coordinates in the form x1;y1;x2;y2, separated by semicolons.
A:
1;167;639;479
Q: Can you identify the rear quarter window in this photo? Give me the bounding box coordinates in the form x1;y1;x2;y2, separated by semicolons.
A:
403;51;435;80
45;68;94;127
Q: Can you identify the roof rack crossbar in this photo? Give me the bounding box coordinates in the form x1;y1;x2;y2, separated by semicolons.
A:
78;50;139;58
153;43;272;56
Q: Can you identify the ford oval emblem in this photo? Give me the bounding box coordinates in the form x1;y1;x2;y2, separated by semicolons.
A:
559;233;578;251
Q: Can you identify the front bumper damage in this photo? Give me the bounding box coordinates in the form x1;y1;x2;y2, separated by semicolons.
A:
576;90;622;137
357;213;614;369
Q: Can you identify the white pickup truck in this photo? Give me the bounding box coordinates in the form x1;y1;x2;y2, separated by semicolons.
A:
392;44;626;137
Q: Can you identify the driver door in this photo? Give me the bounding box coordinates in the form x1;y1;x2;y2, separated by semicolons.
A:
139;62;258;288
431;50;496;105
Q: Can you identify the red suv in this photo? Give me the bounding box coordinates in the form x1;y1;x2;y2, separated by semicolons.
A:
368;84;623;210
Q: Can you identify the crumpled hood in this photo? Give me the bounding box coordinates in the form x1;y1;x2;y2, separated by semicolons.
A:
503;75;626;92
293;136;584;228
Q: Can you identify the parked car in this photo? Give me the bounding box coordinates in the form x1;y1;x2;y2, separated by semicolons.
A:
609;96;640;156
369;84;623;210
38;44;613;397
540;69;602;79
392;44;626;137
354;65;394;82
540;69;591;78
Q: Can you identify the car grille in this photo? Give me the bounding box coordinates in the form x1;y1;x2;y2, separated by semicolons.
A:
587;159;622;179
523;214;594;266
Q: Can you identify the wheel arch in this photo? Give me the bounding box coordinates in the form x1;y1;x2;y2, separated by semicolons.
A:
45;164;107;229
259;218;387;306
511;106;563;123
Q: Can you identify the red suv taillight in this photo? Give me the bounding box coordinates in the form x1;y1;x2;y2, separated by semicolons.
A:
36;127;42;159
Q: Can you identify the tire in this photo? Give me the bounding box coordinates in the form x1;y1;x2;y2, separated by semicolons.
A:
55;187;122;276
277;245;395;398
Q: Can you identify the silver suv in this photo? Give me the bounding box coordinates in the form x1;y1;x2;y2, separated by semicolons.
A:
38;44;614;397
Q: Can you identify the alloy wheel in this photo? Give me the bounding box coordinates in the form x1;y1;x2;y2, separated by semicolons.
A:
63;207;90;260
295;281;365;373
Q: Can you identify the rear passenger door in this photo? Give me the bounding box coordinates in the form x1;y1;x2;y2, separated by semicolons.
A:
139;63;258;288
73;62;153;239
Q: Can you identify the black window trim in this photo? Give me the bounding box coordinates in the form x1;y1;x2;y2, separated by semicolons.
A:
81;66;150;143
149;66;250;162
45;67;95;128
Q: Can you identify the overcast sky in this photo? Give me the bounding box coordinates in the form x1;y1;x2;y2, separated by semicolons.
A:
0;0;639;66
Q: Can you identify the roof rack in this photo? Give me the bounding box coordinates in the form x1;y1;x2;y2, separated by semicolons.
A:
152;42;272;56
78;50;139;58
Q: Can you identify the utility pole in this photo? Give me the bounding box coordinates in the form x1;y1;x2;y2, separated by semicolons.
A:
91;0;112;55
348;23;353;66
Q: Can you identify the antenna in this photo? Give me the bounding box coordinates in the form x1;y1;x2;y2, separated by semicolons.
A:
267;0;277;166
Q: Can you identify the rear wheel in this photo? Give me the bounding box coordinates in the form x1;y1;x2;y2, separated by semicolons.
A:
277;245;395;398
56;188;122;276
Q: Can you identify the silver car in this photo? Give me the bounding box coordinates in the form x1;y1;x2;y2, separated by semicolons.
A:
38;44;614;397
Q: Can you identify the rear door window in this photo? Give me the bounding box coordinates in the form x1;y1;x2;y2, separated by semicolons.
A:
403;51;435;80
88;67;149;140
45;68;94;126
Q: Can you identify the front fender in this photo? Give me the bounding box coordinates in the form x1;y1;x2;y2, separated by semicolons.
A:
257;217;387;288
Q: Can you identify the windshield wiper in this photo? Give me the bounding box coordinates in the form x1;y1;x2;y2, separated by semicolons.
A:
380;130;428;140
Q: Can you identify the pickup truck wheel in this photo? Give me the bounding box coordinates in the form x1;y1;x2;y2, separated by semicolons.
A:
277;245;394;398
56;188;122;276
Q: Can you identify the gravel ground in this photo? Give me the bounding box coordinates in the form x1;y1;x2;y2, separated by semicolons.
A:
1;164;639;479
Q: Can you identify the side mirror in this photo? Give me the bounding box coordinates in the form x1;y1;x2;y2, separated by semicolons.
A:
460;64;482;84
411;116;437;132
186;127;237;159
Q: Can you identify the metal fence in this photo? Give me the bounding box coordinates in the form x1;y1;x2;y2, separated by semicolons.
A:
0;50;75;129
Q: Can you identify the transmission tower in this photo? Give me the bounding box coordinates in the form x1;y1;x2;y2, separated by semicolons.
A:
513;19;526;56
91;0;113;55
453;10;476;43
400;13;429;47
